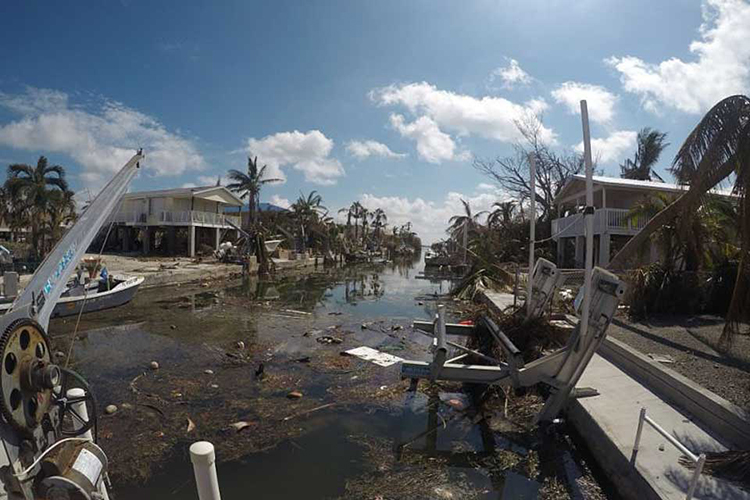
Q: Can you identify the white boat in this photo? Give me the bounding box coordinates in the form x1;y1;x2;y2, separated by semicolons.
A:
0;274;144;318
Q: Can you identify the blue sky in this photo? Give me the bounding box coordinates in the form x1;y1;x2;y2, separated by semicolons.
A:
1;0;748;243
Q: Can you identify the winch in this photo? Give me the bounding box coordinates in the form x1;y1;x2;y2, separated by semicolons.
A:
0;151;144;500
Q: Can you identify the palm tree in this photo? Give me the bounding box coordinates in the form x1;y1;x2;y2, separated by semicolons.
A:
620;128;669;181
43;189;77;254
226;156;283;230
360;207;371;243
351;201;364;242
448;199;486;240
488;201;516;229
5;156;69;259
609;95;750;344
372;208;388;240
291;191;327;252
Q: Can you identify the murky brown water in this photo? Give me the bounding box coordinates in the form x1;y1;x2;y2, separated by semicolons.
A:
47;259;617;499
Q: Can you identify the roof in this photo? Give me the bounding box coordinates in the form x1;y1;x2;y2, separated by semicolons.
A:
554;174;734;204
122;185;244;206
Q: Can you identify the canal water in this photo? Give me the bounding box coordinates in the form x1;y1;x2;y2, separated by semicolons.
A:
48;258;613;499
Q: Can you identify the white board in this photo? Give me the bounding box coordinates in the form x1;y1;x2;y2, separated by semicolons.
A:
345;346;403;367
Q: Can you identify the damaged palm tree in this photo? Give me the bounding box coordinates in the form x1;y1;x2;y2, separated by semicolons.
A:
608;95;750;346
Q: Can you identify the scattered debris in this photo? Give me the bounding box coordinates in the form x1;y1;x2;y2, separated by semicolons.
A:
648;353;676;364
186;417;196;433
391;325;404;331
204;369;214;375
282;402;336;422
287;390;303;399
304;329;322;337
344;346;403;367
236;340;245;350
282;309;311;316
210;384;219;389
229;421;254;432
316;335;343;345
149;361;159;370
105;405;118;415
170;324;177;330
294;356;311;363
328;312;343;316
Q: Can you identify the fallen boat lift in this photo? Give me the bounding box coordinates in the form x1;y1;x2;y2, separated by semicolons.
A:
400;259;626;423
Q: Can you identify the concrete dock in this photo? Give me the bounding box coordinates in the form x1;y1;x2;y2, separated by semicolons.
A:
479;290;750;500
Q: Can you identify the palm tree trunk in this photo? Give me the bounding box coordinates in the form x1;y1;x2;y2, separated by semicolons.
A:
608;157;737;270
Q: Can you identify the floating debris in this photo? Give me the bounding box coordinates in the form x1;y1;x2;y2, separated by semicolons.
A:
287;390;303;399
186;417;196;433
229;421;254;432
344;346;403;367
149;361;160;370
105;405;118;415
316;336;343;345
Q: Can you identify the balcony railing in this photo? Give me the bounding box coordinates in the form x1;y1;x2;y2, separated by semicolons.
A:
551;208;652;239
110;210;241;227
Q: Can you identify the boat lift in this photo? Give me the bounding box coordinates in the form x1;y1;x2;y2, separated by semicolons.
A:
400;263;625;422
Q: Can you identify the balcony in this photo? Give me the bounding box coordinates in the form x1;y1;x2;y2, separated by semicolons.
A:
551;208;651;240
110;210;241;228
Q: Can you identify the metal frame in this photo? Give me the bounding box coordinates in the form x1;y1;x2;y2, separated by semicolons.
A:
401;266;626;422
631;407;706;500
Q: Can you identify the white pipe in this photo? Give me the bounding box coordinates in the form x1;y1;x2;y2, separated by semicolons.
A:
579;101;594;340
527;153;536;318
190;441;222;500
67;388;110;499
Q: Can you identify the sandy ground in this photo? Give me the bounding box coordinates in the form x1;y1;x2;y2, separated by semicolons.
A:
608;315;750;411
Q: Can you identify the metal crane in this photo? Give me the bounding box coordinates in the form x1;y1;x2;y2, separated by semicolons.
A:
0;151;144;500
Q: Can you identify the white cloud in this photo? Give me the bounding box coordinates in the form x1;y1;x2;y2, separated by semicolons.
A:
346;140;406;160
269;194;291;209
197;174;222;186
390;114;466;164
243;130;344;186
607;0;750;114
477;182;497;192
488;58;532;89
574;130;637;164
359;191;503;245
371;82;556;163
551;82;618;124
0;87;205;188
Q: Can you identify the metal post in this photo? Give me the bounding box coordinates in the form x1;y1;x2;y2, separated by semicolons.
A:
513;264;519;307
686;453;706;500
190;441;222;500
431;305;447;381
578;100;595;341
527;153;536;319
462;221;467;266
630;407;646;464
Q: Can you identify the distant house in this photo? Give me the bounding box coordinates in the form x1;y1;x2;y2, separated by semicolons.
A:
111;186;243;256
551;175;733;268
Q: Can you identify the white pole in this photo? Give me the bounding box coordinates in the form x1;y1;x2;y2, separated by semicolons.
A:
190;441;222;500
527;153;536;318
579;100;595;338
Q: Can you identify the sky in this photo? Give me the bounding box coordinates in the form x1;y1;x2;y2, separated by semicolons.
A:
1;0;749;244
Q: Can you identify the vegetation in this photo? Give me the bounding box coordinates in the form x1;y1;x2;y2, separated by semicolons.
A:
619;127;669;181
610;95;750;344
2;156;76;260
226;156;283;230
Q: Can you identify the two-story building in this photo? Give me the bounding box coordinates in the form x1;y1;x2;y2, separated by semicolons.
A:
111;185;243;257
551;175;732;268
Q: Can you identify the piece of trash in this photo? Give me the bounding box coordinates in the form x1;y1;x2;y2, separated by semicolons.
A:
186;417;196;433
287;390;303;399
104;405;118;415
417;301;424;306
204;369;214;375
149;361;160;370
295;356;311;363
344;346;403;367
647;353;676;364
659;443;665;451
459;319;474;325
170;325;177;330
236;340;245;350
361;322;371;330
316;336;343;344
439;392;469;411
326;325;340;331
392;325;404;331
282;309;311;316
210;384;219;389
328;312;343;316
229;421;254;432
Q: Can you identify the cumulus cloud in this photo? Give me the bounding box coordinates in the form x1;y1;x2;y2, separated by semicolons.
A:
243;130;345;186
574;130;637;164
607;0;750;114
359;191;502;245
269;194;291;209
551;82;618;124
371;82;556;163
0;87;205;188
346;140;406;160
488;58;532;89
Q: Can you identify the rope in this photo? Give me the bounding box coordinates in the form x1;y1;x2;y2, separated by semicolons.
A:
65;221;116;368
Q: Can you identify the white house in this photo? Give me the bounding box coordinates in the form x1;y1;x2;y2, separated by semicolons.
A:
111;185;243;257
551;175;732;268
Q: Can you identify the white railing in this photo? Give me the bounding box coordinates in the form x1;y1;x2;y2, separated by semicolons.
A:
631;407;706;500
111;211;241;227
552;208;652;239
